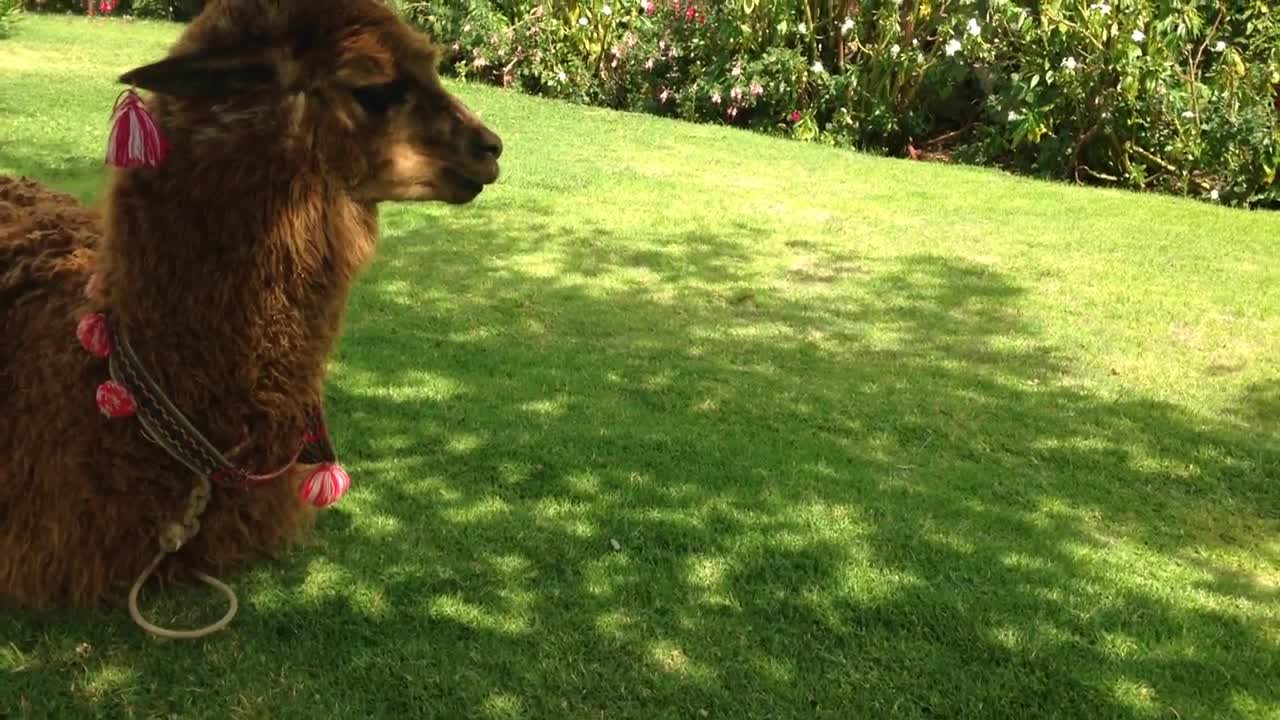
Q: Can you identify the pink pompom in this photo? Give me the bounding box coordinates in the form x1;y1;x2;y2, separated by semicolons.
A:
106;89;167;169
299;463;350;508
96;380;137;418
76;312;112;357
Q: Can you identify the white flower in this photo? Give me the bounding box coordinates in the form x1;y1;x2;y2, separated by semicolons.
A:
798;22;807;35
730;62;743;77
1089;2;1111;14
1181;110;1194;119
640;0;652;10
1132;29;1145;43
1061;56;1078;71
945;38;962;56
1210;189;1220;201
1213;41;1227;52
1008;110;1021;121
602;4;612;16
811;60;826;74
890;44;900;58
967;18;981;36
841;18;855;34
557;70;567;82
578;16;588;26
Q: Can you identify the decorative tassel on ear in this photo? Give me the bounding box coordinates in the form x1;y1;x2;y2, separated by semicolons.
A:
299;463;351;508
106;88;167;169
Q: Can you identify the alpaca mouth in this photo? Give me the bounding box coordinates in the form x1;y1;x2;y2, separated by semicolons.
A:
442;167;486;197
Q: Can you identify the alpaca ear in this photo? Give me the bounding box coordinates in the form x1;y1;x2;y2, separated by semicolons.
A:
118;49;277;98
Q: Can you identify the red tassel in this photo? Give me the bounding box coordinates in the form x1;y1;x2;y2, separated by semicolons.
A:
76;312;113;357
106;89;167;168
299;463;351;508
96;381;137;418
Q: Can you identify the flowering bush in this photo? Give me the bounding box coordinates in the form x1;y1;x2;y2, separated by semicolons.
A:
406;0;1279;207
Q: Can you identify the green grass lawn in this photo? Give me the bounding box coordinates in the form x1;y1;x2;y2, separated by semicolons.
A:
3;14;1279;720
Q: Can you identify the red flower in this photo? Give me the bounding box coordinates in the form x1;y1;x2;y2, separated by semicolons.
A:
98;0;115;12
685;5;696;21
789;110;802;122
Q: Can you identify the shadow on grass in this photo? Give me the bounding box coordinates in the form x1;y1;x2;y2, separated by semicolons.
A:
4;199;1277;719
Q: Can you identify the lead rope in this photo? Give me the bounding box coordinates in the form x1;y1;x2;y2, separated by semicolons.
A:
127;472;240;640
79;310;346;639
105;320;239;639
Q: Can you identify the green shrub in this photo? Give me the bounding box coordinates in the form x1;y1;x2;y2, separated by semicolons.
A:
0;0;20;39
405;0;1280;208
20;0;80;13
21;0;204;20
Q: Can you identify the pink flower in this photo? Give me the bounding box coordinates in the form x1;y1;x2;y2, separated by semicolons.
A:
727;106;739;119
645;58;656;70
789;110;802;122
730;86;743;101
711;92;721;105
750;82;763;97
659;88;671;103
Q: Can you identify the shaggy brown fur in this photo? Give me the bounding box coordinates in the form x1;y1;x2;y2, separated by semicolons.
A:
0;0;502;609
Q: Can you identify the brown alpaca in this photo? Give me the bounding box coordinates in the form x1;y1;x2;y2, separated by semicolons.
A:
0;0;501;615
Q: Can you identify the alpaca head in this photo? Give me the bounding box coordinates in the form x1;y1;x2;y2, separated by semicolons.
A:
116;0;502;205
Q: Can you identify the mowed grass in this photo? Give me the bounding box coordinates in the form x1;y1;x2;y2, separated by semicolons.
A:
3;14;1280;720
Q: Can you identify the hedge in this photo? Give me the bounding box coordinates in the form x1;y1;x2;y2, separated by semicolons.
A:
400;0;1280;208
19;0;1280;207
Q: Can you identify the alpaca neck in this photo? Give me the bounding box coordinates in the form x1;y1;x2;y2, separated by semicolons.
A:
98;165;376;419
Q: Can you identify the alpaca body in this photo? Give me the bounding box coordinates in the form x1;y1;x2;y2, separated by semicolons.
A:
0;0;503;610
0;176;321;608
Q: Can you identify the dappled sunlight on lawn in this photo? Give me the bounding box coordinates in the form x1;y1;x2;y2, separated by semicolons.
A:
241;195;1279;717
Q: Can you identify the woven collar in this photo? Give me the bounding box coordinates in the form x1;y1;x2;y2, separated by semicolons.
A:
100;311;337;487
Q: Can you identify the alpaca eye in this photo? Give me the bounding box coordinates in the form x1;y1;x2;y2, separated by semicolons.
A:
352;80;407;115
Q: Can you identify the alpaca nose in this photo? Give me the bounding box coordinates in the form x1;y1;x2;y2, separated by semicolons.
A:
472;126;503;161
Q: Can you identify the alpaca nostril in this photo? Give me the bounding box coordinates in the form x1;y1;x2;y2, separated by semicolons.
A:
473;128;503;161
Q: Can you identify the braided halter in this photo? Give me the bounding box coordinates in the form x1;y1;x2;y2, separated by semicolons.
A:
76;296;352;639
